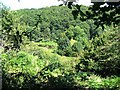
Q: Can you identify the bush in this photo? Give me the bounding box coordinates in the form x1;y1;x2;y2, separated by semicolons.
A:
1;51;40;89
1;50;76;89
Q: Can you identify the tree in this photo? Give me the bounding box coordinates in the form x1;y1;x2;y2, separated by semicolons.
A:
1;4;27;50
76;26;120;76
59;0;120;29
56;33;72;56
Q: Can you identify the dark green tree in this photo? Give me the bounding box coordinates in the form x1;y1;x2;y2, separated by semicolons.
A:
57;33;72;56
60;0;120;29
1;4;27;50
76;26;120;76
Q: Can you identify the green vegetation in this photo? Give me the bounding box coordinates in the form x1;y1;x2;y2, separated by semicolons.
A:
1;2;120;90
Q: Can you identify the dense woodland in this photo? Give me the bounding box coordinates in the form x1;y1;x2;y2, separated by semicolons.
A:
0;1;120;90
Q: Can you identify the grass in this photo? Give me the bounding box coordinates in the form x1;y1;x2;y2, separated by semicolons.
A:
21;41;80;69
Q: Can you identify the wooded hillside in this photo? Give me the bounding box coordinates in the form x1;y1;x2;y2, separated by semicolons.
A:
1;3;120;90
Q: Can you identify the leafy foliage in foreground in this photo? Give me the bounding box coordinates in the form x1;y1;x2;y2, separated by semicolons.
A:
1;49;120;90
64;1;120;29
